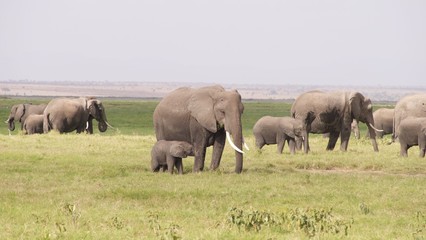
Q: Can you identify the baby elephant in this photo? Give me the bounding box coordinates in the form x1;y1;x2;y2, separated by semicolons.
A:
253;116;307;154
398;117;426;157
151;140;193;174
23;114;44;134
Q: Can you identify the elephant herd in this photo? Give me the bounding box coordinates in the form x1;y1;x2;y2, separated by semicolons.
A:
5;97;110;135
5;86;426;174
151;86;426;174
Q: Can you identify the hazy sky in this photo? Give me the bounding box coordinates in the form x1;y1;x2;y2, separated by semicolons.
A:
1;1;425;86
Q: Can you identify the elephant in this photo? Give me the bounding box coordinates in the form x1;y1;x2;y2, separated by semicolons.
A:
5;103;46;131
23;114;44;134
153;85;247;173
151;140;194;174
43;97;109;133
398;117;426;157
368;108;394;138
291;91;382;152
253;116;307;154
394;94;426;141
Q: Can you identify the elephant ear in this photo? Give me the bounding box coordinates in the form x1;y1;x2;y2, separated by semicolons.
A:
16;104;26;122
286;129;296;139
87;99;100;116
349;92;364;120
188;90;217;133
170;144;186;158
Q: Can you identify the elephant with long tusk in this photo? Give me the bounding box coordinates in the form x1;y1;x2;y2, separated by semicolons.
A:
153;85;248;174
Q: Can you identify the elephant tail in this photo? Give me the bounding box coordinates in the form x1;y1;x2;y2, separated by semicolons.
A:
43;113;51;133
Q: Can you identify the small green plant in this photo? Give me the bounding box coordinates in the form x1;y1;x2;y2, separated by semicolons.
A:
412;211;426;239
63;203;81;227
227;207;352;238
148;211;182;240
111;216;125;230
359;202;371;215
227;207;279;232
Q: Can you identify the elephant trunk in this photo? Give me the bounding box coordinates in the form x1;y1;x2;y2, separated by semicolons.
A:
367;122;379;152
97;109;108;132
225;115;244;174
7;118;15;131
233;130;244;174
98;120;107;132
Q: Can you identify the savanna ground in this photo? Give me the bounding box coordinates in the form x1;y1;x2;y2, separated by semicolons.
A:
0;98;425;239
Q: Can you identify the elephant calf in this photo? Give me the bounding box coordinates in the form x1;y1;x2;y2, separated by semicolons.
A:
23;114;44;134
253;116;307;154
398;117;426;157
151;140;194;174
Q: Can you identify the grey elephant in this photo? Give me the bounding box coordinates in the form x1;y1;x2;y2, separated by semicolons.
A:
5;103;46;131
23;114;44;134
153;85;247;173
151;140;194;174
291;91;382;152
368;108;394;138
253;116;307;154
394;94;426;141
398;117;426;157
43;97;110;133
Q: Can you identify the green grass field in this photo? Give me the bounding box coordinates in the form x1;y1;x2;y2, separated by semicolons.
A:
1;98;425;239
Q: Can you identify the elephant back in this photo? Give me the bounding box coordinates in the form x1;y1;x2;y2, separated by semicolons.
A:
153;88;193;141
394;94;426;138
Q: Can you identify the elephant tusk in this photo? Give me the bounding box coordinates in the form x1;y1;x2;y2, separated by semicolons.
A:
243;142;250;151
369;123;384;132
226;131;244;154
4;119;9;124
242;136;250;151
106;121;114;129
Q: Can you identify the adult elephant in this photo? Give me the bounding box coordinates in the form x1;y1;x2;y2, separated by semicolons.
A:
394;94;426;141
369;108;394;138
291;91;382;152
153;85;247;173
5;103;46;131
43;97;109;133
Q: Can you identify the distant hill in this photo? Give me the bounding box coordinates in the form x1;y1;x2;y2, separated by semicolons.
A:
0;80;424;102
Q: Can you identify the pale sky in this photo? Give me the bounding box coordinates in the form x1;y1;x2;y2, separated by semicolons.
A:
1;0;425;86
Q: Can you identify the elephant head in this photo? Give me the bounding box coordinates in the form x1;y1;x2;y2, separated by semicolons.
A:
188;86;245;173
349;92;380;151
170;142;193;158
5;104;25;131
87;99;109;133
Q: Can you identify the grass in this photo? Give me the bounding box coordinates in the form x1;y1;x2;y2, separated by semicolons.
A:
0;98;425;239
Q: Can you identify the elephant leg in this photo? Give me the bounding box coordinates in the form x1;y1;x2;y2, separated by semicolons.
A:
288;139;296;154
326;131;340;151
340;128;351;151
161;165;168;172
175;158;183;174
151;158;161;172
400;142;408;157
210;129;225;170
277;138;285;154
295;138;302;151
255;136;265;150
166;155;176;174
419;138;426;158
